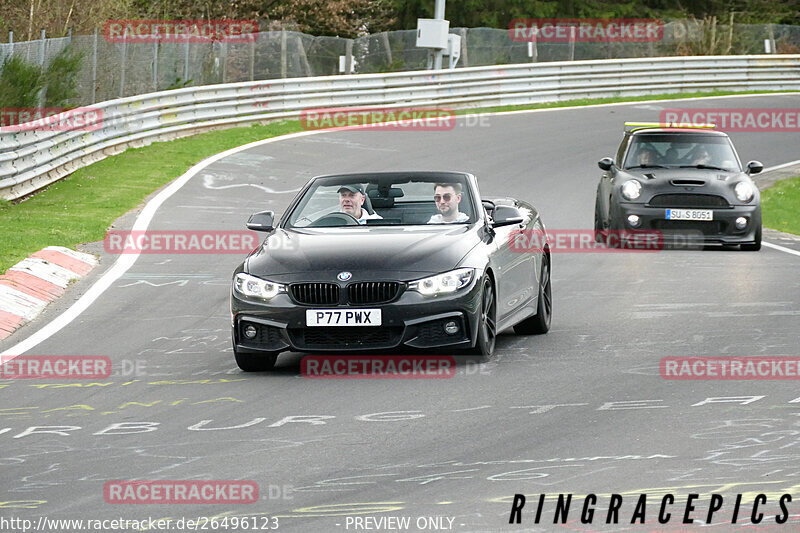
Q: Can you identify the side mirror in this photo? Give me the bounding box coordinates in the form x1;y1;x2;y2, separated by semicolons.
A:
491;205;524;228
746;161;763;175
598;157;614;171
246;210;275;232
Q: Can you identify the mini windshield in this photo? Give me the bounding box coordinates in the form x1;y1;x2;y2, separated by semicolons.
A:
286;175;477;228
624;133;741;172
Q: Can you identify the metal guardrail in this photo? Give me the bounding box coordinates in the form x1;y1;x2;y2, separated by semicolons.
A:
2;55;800;200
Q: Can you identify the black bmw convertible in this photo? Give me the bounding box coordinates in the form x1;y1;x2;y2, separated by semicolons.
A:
230;171;551;371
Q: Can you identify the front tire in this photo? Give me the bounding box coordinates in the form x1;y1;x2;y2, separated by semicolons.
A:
471;276;497;360
234;348;278;372
514;256;552;335
594;198;606;243
741;225;761;251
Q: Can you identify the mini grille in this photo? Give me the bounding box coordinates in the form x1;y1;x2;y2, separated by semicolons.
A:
648;194;729;208
290;283;340;305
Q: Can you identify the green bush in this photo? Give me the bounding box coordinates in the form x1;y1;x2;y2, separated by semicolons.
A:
42;46;84;107
0;55;43;107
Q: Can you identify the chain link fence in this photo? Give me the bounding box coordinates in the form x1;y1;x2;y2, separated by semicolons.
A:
2;21;799;106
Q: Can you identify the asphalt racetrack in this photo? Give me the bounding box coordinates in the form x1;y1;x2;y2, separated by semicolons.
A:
2;94;800;532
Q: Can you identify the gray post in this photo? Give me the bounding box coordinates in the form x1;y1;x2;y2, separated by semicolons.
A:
222;41;228;83
183;40;190;83
345;39;353;75
40;29;46;64
381;32;392;66
249;37;255;81
433;0;445;70
8;31;12;55
120;28;127;98
459;28;468;67
568;25;575;60
91;28;98;104
280;30;287;78
153;40;159;92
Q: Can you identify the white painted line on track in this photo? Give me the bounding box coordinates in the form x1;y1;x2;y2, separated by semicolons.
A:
3;94;800;356
763;242;800;257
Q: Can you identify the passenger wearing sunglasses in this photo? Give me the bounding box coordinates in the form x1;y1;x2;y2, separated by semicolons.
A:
428;183;469;224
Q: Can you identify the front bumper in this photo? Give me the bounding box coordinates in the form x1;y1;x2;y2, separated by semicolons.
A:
231;279;482;354
614;203;761;245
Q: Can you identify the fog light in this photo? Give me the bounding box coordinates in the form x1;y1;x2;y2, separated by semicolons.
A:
443;321;459;335
735;217;747;230
627;214;641;228
243;324;258;339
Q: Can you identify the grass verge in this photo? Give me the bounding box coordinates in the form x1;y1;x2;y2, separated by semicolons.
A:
0;89;797;273
762;176;800;235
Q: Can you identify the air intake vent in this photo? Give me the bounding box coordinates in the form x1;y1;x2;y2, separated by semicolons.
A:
670;179;705;186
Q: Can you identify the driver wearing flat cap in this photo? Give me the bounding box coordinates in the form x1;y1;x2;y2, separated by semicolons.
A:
338;184;383;224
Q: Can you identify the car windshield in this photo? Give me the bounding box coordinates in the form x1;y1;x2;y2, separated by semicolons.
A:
624;133;741;172
285;175;477;228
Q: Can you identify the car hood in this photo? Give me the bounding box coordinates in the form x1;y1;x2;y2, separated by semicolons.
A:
620;167;755;200
246;225;481;282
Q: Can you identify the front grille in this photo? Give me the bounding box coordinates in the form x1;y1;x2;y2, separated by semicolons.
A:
290;326;402;350
651;219;727;235
347;282;401;305
648;194;730;208
290;283;340;305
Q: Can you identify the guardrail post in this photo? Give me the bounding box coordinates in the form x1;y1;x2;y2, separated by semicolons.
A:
183;40;190;84
249;37;255;81
153;40;159;91
459;28;468;67
120;28;127;98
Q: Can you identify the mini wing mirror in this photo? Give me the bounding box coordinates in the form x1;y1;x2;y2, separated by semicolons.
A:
746;161;763;175
491;205;524;228
598;157;614;171
246;210;275;232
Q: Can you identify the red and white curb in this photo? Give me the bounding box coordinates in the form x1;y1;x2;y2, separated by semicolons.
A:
0;246;97;340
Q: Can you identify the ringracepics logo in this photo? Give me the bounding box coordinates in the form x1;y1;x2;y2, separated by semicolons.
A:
1;356;111;379
661;357;800;380
104;230;262;254
104;20;258;43
660;108;800;132
104;480;258;504
509;229;664;253
301;356;456;379
509;19;664;42
299;107;457;131
0;107;102;131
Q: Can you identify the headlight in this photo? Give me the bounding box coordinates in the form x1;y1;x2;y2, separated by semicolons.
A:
409;268;474;296
621;180;642;200
233;273;285;300
734;181;755;203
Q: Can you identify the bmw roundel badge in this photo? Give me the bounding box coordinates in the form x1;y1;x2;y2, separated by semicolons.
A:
337;271;352;282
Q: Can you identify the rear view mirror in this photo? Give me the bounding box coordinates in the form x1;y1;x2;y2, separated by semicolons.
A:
246;211;275;232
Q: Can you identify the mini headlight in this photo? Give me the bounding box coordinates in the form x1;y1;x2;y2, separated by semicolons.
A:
233;273;285;300
621;180;642;201
409;268;474;296
734;181;755;203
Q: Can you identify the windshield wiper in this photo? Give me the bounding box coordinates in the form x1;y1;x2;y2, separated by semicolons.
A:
679;164;730;171
626;164;668;169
